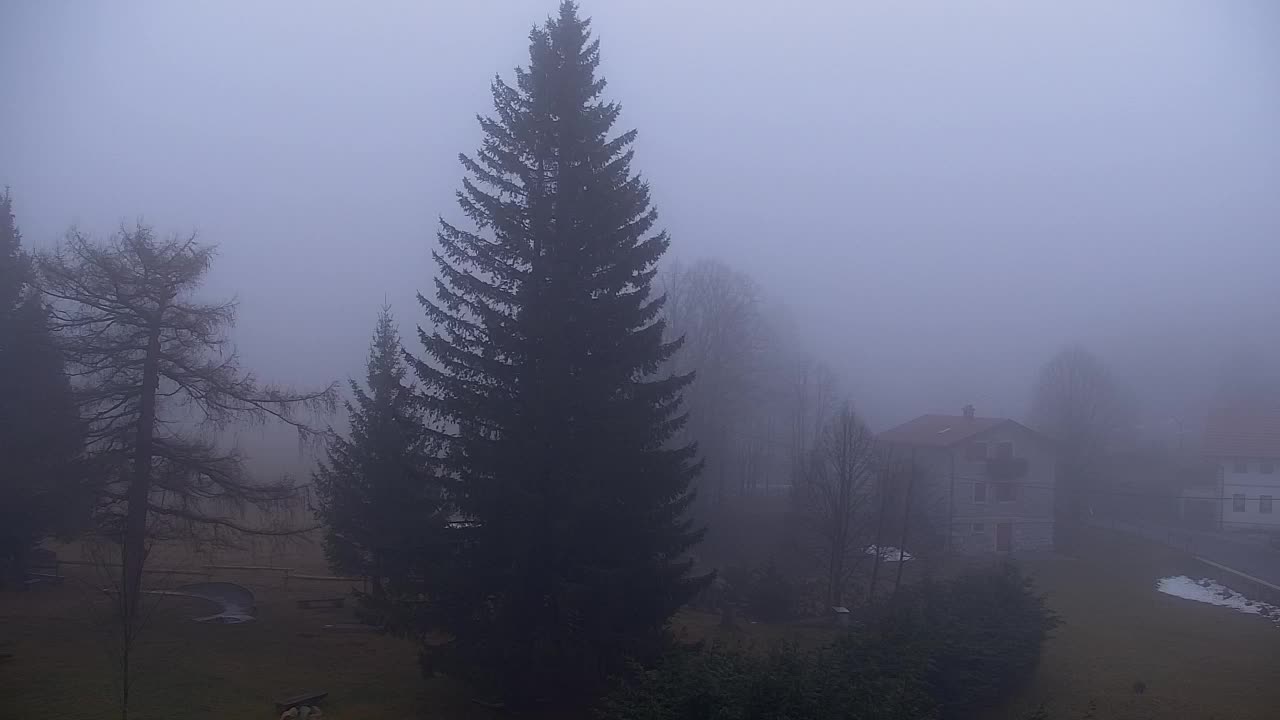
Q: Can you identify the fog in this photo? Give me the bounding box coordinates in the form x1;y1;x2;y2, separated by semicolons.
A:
4;1;1278;472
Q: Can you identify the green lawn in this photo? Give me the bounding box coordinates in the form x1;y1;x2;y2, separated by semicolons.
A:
679;530;1280;719
3;530;1278;719
0;569;488;720
986;530;1280;720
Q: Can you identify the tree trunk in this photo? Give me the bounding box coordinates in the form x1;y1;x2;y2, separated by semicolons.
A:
830;428;851;608
123;322;161;621
827;557;841;608
372;549;386;599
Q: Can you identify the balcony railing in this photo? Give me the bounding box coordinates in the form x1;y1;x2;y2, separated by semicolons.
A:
986;456;1029;482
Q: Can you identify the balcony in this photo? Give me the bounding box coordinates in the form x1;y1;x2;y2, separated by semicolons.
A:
986;456;1029;482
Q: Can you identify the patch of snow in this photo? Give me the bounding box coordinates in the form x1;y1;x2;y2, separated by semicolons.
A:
864;545;912;562
1155;576;1280;625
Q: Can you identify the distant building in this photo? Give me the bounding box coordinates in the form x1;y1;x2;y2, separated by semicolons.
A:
1202;408;1280;532
877;406;1056;554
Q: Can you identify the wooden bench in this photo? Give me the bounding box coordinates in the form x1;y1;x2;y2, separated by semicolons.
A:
274;690;328;711
296;597;345;610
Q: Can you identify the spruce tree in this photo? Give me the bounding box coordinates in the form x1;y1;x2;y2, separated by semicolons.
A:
413;2;707;704
314;306;447;599
0;188;84;586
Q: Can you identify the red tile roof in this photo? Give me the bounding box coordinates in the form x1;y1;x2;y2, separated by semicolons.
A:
877;414;1019;448
1202;409;1280;459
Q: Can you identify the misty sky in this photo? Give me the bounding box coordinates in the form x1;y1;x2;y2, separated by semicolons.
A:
3;1;1278;465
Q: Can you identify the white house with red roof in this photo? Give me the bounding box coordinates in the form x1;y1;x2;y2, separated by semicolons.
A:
877;405;1056;554
1203;409;1280;531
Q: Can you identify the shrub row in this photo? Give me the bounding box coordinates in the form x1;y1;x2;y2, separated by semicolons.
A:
600;562;1059;720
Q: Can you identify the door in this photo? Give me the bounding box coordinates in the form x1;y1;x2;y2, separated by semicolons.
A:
996;522;1013;552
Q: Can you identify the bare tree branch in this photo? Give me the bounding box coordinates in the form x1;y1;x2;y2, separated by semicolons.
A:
38;224;337;625
794;400;878;608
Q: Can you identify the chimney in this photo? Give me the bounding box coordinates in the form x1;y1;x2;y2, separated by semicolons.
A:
962;404;975;419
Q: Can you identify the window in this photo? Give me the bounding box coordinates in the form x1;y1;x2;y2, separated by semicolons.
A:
973;482;988;503
994;482;1016;502
1233;461;1249;474
966;442;988;461
972;523;985;533
1233;494;1246;512
1262;496;1273;514
993;441;1014;459
1262;462;1275;475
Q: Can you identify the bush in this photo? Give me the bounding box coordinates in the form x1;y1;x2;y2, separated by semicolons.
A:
746;559;796;621
600;562;1059;720
719;559;798;622
597;638;934;720
878;562;1061;718
718;564;753;606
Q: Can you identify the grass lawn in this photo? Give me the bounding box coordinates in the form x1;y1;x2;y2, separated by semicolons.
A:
986;529;1280;720
0;568;492;720
3;530;1278;719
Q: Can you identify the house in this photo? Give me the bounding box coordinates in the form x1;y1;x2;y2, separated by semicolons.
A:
877;405;1055;554
1202;408;1280;533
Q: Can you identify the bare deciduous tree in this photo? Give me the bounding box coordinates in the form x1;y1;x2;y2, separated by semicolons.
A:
662;258;773;506
787;354;839;488
796;401;877;608
38;225;337;622
1031;345;1132;535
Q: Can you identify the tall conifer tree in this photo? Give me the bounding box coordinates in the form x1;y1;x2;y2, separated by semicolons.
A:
314;306;447;599
0;189;83;585
413;2;707;703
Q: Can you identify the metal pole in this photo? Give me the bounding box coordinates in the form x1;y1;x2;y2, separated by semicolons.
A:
893;448;917;597
868;446;893;602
